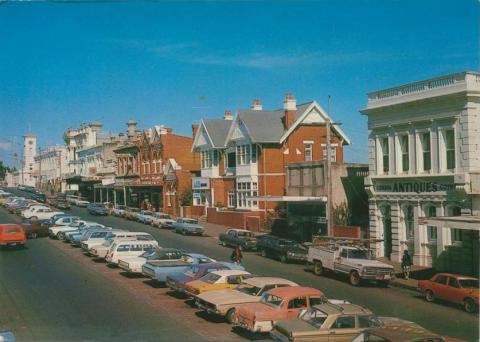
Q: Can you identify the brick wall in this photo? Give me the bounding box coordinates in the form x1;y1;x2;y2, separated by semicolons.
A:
207;207;264;229
333;225;361;238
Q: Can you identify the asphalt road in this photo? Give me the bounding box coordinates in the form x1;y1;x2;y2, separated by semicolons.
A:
1;189;478;341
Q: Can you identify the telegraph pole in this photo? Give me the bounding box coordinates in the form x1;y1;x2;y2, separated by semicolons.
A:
326;95;333;237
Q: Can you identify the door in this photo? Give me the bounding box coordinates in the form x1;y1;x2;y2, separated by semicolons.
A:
381;206;392;259
328;316;358;342
432;274;449;300
446;276;464;304
286;297;307;319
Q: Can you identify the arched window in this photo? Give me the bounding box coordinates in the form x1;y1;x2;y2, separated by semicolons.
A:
403;205;414;240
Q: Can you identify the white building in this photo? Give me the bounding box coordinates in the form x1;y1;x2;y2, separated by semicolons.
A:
361;71;479;275
19;134;37;187
34;145;68;193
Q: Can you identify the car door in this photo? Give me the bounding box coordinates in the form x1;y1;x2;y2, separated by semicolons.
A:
432;275;449;300
286;296;308;319
446;276;463;304
328;315;358;342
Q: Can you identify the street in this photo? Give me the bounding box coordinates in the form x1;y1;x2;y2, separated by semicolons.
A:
0;191;478;341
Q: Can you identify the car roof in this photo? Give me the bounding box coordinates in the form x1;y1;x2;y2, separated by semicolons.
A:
210;269;250;276
365;324;441;341
269;286;322;299
311;302;373;315
434;273;478;281
244;277;298;287
0;224;22;229
228;228;251;233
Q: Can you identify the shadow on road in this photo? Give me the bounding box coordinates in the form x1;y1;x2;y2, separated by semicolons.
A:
143;279;166;288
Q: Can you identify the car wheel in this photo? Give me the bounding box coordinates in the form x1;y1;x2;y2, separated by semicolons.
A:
464;298;477;313
226;308;236;324
425;290;435;302
56;233;63;239
31;232;38;239
349;271;361;286
313;261;323;276
280;254;287;263
260;249;267;257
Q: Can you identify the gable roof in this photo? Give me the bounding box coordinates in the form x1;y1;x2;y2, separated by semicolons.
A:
193;119;233;150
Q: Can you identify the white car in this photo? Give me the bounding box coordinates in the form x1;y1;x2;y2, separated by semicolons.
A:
80;229;125;252
89;232;156;258
112;205;126;217
151;212;176;228
105;240;159;265
48;220;103;239
53;216;80;226
22;206;62;220
74;198;89;207
118;248;185;274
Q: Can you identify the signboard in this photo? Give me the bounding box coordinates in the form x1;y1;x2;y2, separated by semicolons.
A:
192;177;210;190
102;178;115;186
374;181;455;193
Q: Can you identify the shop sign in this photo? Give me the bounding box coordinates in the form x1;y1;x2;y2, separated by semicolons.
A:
192;177;210;190
374;181;455;193
102;178;115;185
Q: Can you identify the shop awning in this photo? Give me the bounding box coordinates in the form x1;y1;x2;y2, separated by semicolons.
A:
247;195;327;202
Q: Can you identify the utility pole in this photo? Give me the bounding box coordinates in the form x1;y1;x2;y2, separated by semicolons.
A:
326;96;333;237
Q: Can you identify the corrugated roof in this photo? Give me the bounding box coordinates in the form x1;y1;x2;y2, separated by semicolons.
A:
203;119;232;148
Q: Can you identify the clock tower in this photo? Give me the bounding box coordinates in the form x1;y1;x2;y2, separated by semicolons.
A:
22;134;37;186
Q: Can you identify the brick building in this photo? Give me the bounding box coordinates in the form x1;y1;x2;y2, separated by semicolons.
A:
192;94;351;231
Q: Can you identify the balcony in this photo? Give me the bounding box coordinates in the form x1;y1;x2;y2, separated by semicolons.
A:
364;72;480;110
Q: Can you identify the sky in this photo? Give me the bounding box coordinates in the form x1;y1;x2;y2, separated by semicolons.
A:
0;0;478;167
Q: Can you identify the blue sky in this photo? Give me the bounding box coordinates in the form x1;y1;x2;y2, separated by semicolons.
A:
0;0;478;167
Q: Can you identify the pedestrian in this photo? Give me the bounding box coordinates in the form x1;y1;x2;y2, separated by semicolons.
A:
230;246;243;264
401;249;412;280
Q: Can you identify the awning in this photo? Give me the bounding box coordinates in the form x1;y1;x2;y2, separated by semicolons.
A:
419;215;480;231
247;195;327;202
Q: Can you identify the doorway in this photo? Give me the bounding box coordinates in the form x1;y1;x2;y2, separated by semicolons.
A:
380;205;392;259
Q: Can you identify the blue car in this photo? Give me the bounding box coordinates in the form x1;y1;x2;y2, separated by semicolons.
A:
87;203;108;216
173;218;205;236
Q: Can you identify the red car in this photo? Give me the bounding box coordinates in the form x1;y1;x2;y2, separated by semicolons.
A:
418;273;479;313
0;224;27;248
19;219;49;239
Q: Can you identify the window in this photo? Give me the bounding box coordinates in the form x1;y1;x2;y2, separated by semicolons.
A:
251;144;257;163
236;145;251;165
421;132;431;172
445;129;455;170
448;277;460;288
309;296;326;306
358;315;382;328
116;245;129;252
333;316;356;329
322;144;337;162
304;143;313;162
236;181;257;209
426;206;437;241
435;275;448;285
451;229;463;243
382;137;389;173
404;205;414;240
288;297;307;309
400;135;409;172
228;191;235;208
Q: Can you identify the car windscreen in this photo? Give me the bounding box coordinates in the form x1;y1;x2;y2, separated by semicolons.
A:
236;284;262;296
300;308;328;327
4;227;22;234
237;231;252;237
459;279;479;288
199;273;222;284
260;292;283;308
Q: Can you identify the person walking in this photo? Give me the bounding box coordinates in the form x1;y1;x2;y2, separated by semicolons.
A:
230;246;243;265
401;250;413;280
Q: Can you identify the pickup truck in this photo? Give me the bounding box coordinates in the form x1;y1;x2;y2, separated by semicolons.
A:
219;228;257;251
307;243;395;286
142;253;216;283
119;248;184;274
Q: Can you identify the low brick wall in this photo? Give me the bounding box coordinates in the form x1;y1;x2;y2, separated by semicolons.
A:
182;206;206;218
207;207;264;230
333;225;361;238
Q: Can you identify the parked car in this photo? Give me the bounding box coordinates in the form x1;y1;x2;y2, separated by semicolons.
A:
235;287;327;333
52;215;80;226
66;195;78;204
166;262;239;294
21;205;49;218
74;197;90;207
71;228;113;247
0;224;27;248
54;200;71;210
351;318;449;342
184;269;252;297
80;229;126;252
143;254;220;283
124;207;140;220
270;302;382;342
112;205;127;217
22;207;62;221
105;239;159;265
89;232;156;258
87;203;108;216
150;212;176;228
19;219;49;238
49;220;104;239
119;248;183;274
418;273;479;313
136;210;154;224
219;228;257;251
173;218;204;236
65;226;109;244
256;235;308;263
195;277;298;323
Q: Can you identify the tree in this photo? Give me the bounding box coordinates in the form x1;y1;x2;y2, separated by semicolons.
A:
0;161;13;180
180;188;193;206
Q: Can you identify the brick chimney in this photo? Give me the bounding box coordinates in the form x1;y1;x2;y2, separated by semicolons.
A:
283;93;296;128
251;99;262;111
224;110;233;120
192;124;199;138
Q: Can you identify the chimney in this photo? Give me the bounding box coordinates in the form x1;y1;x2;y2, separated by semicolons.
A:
283;93;297;128
251;99;262;111
224;110;233;121
127;120;137;139
192;124;199;138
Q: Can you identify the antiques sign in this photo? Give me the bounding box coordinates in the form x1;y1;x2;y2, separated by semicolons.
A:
375;181;455;193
